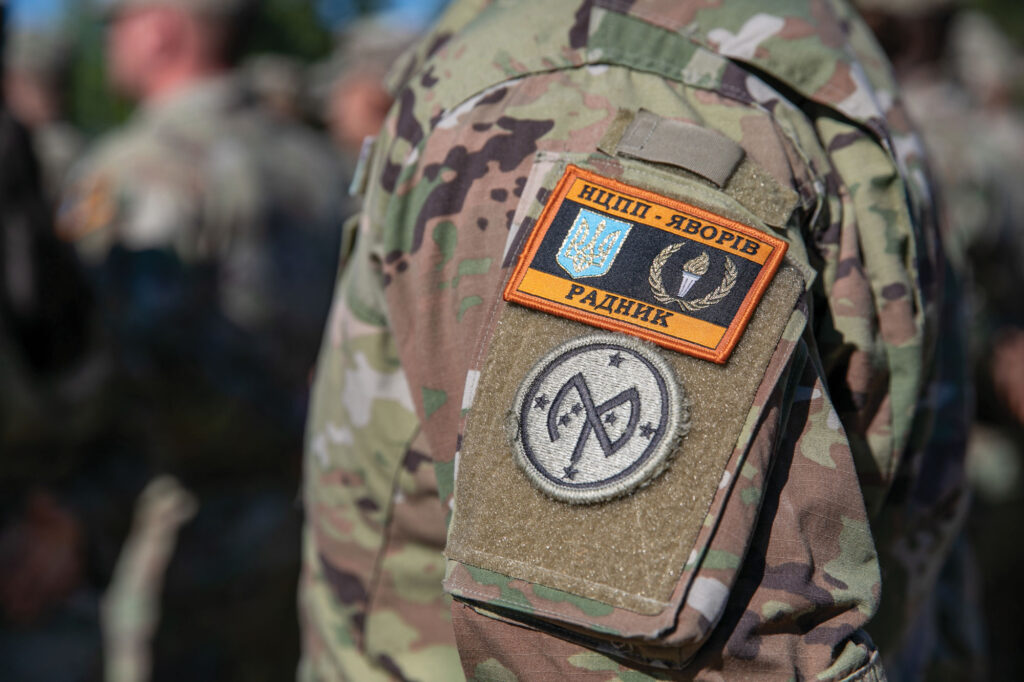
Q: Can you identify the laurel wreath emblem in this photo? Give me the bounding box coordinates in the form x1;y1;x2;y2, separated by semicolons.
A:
649;244;738;312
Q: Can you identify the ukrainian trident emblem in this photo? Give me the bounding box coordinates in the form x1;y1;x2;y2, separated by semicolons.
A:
556;209;632;278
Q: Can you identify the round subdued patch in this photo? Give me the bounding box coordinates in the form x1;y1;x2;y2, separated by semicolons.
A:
511;333;689;504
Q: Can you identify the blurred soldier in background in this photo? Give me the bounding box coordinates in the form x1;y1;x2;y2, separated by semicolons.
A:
936;11;1024;478
312;17;416;161
859;0;1024;677
0;1;107;680
57;0;348;679
4;28;84;202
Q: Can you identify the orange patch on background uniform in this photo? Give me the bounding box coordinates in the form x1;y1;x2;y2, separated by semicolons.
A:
57;176;116;242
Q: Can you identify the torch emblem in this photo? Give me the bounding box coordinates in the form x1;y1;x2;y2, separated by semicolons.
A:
649;245;737;313
676;251;710;298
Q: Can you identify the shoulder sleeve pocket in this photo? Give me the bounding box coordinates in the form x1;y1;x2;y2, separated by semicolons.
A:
442;152;811;666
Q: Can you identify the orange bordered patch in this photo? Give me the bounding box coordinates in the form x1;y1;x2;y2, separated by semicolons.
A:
504;165;788;364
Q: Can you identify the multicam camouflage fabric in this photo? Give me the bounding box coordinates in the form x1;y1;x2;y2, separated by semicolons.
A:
301;1;966;680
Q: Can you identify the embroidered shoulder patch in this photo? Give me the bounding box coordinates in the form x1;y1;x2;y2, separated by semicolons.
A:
511;334;689;504
57;175;116;242
504;165;788;363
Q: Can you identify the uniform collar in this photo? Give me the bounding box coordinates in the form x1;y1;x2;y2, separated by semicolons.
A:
138;74;244;127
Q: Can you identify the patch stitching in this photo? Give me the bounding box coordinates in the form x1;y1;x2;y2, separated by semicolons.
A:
511;333;689;504
503;165;788;363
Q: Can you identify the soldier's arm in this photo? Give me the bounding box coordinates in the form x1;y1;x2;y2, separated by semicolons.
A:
371;77;894;682
303;2;955;679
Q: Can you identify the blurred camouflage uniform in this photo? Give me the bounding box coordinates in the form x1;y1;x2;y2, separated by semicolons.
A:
301;1;967;680
901;10;1024;436
58;2;349;678
871;6;1024;679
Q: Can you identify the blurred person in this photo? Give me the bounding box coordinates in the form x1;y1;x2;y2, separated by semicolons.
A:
0;4;111;681
940;11;1024;439
57;0;349;679
0;102;105;682
4;28;85;203
313;17;416;159
859;0;1024;678
301;1;967;680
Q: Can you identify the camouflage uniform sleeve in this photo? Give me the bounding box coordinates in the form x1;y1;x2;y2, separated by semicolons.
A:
298;134;464;680
300;2;962;680
414;83;887;681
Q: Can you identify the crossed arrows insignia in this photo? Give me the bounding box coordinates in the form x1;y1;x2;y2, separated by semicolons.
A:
546;373;640;480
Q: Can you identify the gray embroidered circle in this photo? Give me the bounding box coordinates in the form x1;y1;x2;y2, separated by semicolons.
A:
511;333;688;504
